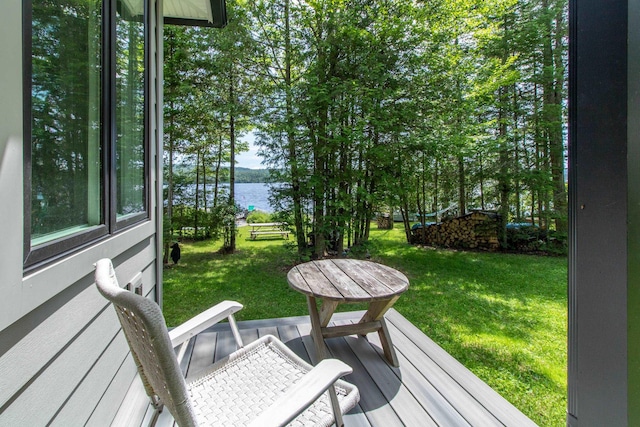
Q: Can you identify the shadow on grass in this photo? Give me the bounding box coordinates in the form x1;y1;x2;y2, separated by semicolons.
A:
163;243;308;326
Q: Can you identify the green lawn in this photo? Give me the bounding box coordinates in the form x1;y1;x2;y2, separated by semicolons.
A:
163;224;567;427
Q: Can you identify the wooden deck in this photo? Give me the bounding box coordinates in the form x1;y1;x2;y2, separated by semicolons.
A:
112;309;538;427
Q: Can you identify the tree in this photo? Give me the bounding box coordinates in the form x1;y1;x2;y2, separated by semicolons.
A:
164;2;254;249
163;0;569;254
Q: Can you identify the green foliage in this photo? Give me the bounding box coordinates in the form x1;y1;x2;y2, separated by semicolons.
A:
163;225;567;427
168;202;236;241
165;0;568;263
246;210;272;223
269;210;293;225
239;0;568;258
504;225;567;255
207;203;237;241
234;167;271;183
164;2;259;252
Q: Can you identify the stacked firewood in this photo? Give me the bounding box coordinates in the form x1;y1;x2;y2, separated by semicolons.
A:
377;214;393;229
411;210;500;250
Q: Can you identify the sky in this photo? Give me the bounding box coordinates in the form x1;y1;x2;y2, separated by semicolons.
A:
235;133;264;169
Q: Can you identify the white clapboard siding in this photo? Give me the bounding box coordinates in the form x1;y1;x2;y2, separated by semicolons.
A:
49;329;131;426
87;357;142;427
0;277;108;407
0;254;157;426
0;304;121;425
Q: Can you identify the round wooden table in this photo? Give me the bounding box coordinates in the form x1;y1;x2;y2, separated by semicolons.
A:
288;259;409;366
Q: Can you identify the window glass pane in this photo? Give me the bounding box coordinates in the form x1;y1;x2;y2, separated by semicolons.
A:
30;0;103;246
116;0;146;219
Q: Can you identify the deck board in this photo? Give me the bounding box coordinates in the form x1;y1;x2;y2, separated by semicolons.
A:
112;309;538;427
384;310;538;427
337;320;464;427
374;318;499;425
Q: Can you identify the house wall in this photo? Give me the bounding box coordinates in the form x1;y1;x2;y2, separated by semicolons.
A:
0;0;163;425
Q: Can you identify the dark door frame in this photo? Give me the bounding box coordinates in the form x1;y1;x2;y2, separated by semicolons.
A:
568;0;640;425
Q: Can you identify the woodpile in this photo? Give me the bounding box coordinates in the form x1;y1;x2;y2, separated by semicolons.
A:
377;213;393;229
411;210;500;251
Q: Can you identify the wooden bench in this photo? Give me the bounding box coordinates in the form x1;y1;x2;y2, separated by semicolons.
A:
249;222;289;240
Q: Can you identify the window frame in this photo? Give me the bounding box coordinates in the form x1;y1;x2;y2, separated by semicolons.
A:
109;0;151;232
22;0;150;271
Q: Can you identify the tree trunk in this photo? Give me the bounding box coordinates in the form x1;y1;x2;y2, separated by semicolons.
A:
313;115;327;258
542;0;567;233
433;159;439;221
512;84;520;220
498;86;510;248
478;151;486;210
164;30;180;264
457;154;466;216
194;149;201;236
228;67;237;252
202;150;208;215
284;0;307;256
164;103;175;264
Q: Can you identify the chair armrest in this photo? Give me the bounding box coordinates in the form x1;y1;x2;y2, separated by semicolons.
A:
247;359;353;427
168;300;243;347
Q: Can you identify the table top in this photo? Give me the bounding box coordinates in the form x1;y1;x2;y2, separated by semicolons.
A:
250;222;285;228
287;259;409;302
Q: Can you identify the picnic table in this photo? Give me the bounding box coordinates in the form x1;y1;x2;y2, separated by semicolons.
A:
249;222;289;240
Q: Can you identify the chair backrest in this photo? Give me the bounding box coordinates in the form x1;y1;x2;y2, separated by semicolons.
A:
94;258;198;427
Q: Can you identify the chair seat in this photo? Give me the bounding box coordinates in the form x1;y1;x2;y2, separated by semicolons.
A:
188;335;359;427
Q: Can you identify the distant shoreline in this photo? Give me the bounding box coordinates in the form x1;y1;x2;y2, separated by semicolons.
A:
235;167;270;184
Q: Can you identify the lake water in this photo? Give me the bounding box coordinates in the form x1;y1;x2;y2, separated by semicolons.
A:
174;182;276;213
234;182;274;213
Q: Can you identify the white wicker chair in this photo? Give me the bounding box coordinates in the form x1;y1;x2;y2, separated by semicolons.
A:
95;258;360;427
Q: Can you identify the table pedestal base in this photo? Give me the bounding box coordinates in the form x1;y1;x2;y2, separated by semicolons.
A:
307;296;400;367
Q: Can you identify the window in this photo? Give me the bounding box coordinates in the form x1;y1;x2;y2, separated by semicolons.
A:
115;0;148;226
24;0;149;269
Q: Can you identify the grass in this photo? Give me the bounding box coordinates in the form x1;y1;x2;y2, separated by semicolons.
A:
163;224;567;427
